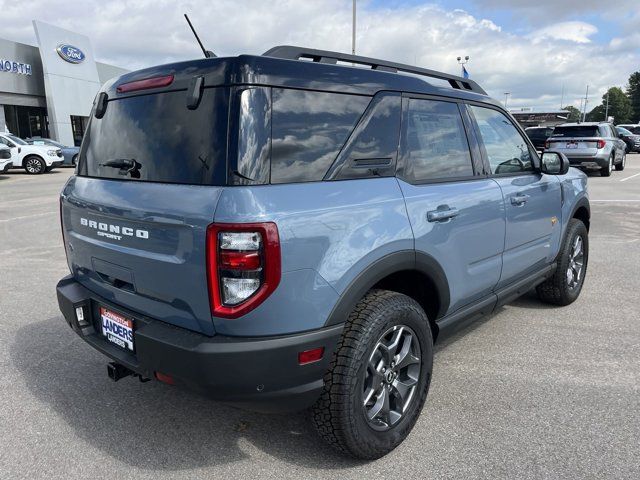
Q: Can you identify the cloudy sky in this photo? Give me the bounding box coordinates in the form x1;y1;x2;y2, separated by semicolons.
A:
4;0;639;110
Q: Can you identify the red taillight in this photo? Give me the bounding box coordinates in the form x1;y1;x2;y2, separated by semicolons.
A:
154;372;175;385
298;347;325;365
206;223;281;319
116;74;174;93
220;251;261;270
597;139;606;149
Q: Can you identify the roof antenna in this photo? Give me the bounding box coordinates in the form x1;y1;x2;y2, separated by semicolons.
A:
184;14;216;58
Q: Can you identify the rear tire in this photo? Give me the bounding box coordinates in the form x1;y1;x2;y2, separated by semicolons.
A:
600;154;613;177
615;153;626;171
537;218;588;306
600;153;613;177
311;289;433;459
72;155;78;166
24;156;46;174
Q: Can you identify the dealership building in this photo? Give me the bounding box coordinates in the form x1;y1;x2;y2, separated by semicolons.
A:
0;21;128;146
509;107;569;128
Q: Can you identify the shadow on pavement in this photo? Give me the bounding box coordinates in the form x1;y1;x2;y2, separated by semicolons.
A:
12;290;561;471
11;318;363;472
5;170;65;176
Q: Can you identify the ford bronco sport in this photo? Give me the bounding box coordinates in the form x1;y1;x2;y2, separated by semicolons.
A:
57;46;590;459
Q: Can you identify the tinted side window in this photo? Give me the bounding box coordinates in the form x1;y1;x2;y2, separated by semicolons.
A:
400;98;474;182
270;89;369;184
328;93;401;180
233;87;271;185
470;106;534;175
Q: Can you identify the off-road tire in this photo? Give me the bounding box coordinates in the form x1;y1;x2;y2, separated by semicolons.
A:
311;289;433;459
536;218;588;306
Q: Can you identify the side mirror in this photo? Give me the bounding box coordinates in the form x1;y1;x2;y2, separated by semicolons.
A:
540;150;570;175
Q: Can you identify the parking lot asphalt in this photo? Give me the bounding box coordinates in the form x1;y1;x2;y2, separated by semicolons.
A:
1;159;639;479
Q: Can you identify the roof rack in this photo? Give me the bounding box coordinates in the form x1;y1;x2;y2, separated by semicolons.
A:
262;45;487;96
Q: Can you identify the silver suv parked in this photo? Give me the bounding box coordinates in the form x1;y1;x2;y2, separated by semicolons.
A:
547;122;626;176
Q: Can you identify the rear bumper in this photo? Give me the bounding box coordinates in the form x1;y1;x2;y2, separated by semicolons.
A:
563;154;609;169
56;275;342;412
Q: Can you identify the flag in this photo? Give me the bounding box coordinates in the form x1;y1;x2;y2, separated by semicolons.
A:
462;65;470;79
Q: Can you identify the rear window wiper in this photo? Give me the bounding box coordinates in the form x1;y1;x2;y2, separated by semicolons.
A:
100;158;141;178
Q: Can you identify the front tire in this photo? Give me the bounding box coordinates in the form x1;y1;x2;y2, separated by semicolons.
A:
311;290;433;459
537;218;588;306
24;156;46;174
615;153;626;171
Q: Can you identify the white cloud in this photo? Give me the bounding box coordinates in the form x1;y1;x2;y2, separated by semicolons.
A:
528;21;598;44
1;0;638;111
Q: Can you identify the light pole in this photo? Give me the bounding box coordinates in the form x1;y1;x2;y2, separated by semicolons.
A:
456;55;469;77
582;85;589;122
578;98;584;122
352;0;356;55
504;92;511;109
604;91;610;121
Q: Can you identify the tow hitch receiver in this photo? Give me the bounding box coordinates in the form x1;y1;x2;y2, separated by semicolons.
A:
107;362;151;382
107;362;133;382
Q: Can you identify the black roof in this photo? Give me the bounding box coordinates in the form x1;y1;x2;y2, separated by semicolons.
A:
103;46;495;105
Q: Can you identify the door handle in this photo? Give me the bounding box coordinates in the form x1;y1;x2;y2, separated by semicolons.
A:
427;206;459;223
510;194;530;206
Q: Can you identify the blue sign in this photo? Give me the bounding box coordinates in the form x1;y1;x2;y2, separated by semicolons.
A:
56;44;85;64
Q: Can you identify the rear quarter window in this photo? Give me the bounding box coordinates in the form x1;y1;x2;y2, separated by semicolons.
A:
270;89;370;184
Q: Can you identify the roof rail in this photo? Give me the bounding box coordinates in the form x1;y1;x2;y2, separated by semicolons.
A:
262;45;487;96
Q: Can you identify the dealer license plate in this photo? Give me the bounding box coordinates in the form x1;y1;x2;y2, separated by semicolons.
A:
566;142;578;149
100;307;134;351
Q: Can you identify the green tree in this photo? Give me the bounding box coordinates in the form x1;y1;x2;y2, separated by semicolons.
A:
586;105;605;122
626;72;640;123
562;105;582;122
586;87;633;124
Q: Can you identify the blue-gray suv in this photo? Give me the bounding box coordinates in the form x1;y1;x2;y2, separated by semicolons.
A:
56;46;590;459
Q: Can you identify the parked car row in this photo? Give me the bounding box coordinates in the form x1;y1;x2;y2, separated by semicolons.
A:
0;133;79;174
525;121;639;177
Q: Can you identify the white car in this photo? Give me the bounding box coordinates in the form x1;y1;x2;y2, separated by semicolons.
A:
0;133;63;174
0;145;11;174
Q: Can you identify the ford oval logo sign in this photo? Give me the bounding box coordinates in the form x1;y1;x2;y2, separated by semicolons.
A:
56;44;85;64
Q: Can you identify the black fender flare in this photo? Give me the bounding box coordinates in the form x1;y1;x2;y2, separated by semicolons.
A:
568;195;590;229
324;250;450;326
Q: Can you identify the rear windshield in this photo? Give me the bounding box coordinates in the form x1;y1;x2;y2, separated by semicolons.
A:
78;88;229;185
552;126;599;138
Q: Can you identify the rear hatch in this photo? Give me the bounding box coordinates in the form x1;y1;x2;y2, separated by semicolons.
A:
61;74;230;335
547;125;603;157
